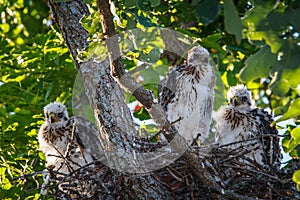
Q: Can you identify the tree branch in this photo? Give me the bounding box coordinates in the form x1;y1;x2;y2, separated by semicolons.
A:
97;0;155;110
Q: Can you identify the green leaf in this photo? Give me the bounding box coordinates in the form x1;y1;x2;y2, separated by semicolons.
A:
138;123;159;138
247;30;282;53
293;170;300;183
259;10;286;32
122;58;137;71
269;68;290;97
194;0;221;25
140;68;160;84
38;152;46;161
152;60;169;76
289;146;300;159
223;0;242;43
148;0;160;7
135;13;155;27
201;33;223;51
0;23;10;33
286;7;300;32
282;127;300;153
242;0;274;28
276;40;300;71
277;99;300;122
282;67;300;88
274;99;291;116
214;66;227;110
292;170;300;189
139;48;161;63
124;0;136;8
80;11;101;35
291;128;300;145
269;74;290;97
0;167;12;190
239;45;276;82
137;0;157;11
133;107;150;120
242;1;283;53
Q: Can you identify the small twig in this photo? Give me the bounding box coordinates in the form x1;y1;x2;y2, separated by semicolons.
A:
220;145;260;163
64;121;77;159
223;164;284;183
166;167;183;182
49;144;75;173
128;63;150;75
149;116;183;142
204;160;225;187
218;137;259;148
13;171;46;180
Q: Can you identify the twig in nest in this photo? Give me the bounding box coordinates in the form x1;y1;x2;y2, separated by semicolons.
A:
220;145;260;164
218;137;260;148
204;160;225;187
12;171;46;181
166;167;183;182
48;144;75;173
149;116;183;142
64;121;77;159
223;164;284;183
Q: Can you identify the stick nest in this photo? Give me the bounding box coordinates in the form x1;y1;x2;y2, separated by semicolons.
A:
34;143;299;200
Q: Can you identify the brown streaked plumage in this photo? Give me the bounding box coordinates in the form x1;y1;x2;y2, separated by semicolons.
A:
213;85;281;169
38;102;100;198
159;45;215;146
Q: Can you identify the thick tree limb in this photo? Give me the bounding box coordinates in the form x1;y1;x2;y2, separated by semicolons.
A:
48;0;90;70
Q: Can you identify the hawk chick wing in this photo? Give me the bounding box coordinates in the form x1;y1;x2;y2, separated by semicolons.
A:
159;46;215;145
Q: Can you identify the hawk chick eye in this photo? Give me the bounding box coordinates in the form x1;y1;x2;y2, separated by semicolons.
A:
57;112;64;118
241;96;248;102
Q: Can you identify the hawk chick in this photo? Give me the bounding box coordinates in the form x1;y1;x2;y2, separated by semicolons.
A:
38;102;98;197
213;85;280;168
159;45;215;146
38;102;95;172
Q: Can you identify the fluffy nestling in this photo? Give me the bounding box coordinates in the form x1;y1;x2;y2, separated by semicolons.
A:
38;102;98;197
159;45;215;146
213;85;280;168
38;102;95;172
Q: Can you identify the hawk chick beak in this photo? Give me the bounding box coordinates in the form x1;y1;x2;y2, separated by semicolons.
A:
49;113;60;123
233;96;240;107
191;133;202;147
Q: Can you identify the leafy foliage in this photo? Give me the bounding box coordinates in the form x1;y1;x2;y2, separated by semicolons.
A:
0;1;76;198
1;0;300;197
